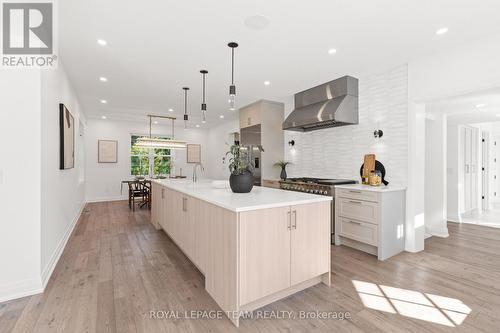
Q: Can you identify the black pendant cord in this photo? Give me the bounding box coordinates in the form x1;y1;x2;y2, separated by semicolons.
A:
182;87;189;126
228;42;238;97
202;73;206;103
231;47;235;85
200;70;208;123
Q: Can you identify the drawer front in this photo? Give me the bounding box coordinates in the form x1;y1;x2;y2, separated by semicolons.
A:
337;188;379;202
337;198;379;224
339;217;378;246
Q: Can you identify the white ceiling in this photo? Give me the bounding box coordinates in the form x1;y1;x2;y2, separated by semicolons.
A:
428;87;500;123
59;0;500;128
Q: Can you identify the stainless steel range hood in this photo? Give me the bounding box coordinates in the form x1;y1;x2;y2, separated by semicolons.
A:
283;76;359;132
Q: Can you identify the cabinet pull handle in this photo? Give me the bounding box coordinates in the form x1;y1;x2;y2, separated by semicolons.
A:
349;200;362;205
161;188;165;199
348;220;362;225
287;211;291;230
292;210;297;229
182;197;187;212
349;190;361;194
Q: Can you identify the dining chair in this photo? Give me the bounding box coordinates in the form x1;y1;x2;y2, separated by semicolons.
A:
128;181;149;211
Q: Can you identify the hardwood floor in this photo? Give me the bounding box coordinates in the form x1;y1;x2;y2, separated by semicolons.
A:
1;201;499;332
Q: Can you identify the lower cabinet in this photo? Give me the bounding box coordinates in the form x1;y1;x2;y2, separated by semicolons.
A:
239;201;330;305
156;187;200;270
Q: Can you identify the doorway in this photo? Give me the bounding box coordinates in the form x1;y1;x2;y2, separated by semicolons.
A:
424;87;500;235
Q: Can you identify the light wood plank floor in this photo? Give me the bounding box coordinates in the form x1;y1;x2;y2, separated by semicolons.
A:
1;201;499;332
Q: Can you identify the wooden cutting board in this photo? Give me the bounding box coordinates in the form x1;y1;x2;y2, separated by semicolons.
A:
363;154;376;178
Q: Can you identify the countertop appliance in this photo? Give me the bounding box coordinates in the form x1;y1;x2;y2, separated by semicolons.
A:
279;177;357;244
283;76;359;132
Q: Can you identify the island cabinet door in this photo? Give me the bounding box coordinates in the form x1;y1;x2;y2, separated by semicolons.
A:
182;195;197;262
157;186;167;230
163;188;177;238
239;206;291;306
150;183;159;229
290;202;331;286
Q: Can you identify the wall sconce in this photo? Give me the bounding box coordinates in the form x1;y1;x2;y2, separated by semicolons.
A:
288;140;295;147
373;130;383;139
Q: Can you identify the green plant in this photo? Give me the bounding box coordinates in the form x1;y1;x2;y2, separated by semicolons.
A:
274;161;292;169
226;144;254;175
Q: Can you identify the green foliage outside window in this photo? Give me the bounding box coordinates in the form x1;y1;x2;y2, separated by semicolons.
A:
130;135;171;176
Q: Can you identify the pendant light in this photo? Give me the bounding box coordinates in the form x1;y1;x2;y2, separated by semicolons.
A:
135;115;187;149
183;87;189;128
200;70;208;123
228;42;238;111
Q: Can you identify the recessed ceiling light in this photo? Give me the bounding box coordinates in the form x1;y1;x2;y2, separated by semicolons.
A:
168;108;174;112
435;27;448;35
496;114;500;117
202;120;206;124
264;81;270;86
97;39;107;46
196;124;200;128
219;114;225;119
476;103;486;108
101;115;107;119
100;99;107;104
153;121;158;124
328;48;337;55
99;77;108;82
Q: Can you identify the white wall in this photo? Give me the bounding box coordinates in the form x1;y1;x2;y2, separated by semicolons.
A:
204;120;239;180
0;70;43;301
0;64;87;302
407;32;500;247
424;114;448;236
85;119;209;202
284;65;409;186
40;64;87;285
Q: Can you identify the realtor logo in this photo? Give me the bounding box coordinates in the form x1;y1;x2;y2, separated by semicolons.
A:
1;1;57;68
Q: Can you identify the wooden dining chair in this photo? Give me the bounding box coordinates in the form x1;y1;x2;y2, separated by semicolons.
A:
128;181;149;211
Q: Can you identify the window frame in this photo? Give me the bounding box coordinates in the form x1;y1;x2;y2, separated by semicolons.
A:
130;134;172;177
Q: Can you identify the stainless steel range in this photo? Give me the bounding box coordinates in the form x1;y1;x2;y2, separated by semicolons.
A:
279;178;357;244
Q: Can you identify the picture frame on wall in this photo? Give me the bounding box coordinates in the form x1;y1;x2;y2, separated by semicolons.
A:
98;140;118;163
186;144;201;163
59;103;75;170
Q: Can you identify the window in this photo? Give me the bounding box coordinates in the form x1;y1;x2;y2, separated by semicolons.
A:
130;135;171;176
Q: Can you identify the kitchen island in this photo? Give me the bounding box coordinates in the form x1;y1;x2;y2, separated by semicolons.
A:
150;179;332;326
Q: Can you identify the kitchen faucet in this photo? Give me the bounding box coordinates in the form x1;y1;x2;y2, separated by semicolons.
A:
192;162;204;182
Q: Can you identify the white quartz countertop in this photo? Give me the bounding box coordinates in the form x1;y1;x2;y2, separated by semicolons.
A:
151;179;332;212
335;184;406;193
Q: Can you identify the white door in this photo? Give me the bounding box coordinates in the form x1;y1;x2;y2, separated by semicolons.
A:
463;127;472;212
461;126;480;214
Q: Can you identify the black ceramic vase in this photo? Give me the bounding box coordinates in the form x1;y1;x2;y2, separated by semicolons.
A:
280;167;287;180
229;171;254;193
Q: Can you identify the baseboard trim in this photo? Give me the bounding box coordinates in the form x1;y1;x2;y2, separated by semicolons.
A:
86;196;127;203
41;201;86;288
0;278;43;303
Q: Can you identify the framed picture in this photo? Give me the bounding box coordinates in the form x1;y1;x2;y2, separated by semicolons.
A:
98;140;118;163
187;144;201;163
59;104;75;170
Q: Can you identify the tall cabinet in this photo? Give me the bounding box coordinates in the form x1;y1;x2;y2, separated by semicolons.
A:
461;125;479;213
239;100;284;184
